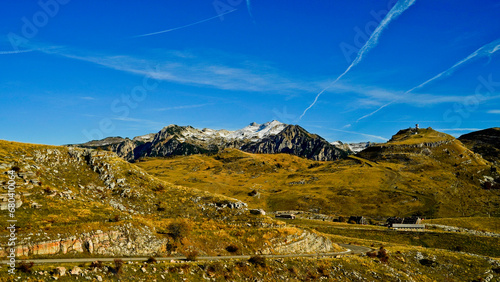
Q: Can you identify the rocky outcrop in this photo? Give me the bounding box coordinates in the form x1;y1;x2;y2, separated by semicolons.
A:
0;224;165;257
459;128;500;163
241;125;347;161
262;230;339;255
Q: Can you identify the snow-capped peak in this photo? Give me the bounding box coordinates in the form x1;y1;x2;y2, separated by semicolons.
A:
226;120;287;141
164;120;288;143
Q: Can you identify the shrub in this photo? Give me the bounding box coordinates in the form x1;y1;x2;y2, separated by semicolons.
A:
113;259;124;274
317;265;329;277
90;261;103;269
377;247;389;263
168;220;191;241
153;184;165;192
17;261;34;273
146;257;157;264
166;242;177;253
11;166;21;172
110;215;120;222
366;251;377;258
308;163;321;169
225;244;239;253
184;250;199;261
248;190;258;196
419;258;438;267
248;255;266;267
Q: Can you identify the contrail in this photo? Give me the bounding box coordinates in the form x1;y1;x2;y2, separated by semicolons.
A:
299;0;417;120
133;9;237;38
356;38;500;122
355;101;395;122
0;49;34;55
408;38;500;93
246;0;253;18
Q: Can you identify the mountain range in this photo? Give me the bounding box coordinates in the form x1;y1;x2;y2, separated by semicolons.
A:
76;120;349;162
75;121;500;169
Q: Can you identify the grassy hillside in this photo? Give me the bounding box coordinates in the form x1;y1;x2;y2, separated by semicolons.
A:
426;217;500;233
136;128;500;218
0;140;342;259
2;139;500;281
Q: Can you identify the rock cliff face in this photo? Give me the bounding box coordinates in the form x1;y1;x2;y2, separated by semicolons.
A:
1;224;165;257
76;122;349;162
242;125;347;161
459;128;500;163
262;230;339;255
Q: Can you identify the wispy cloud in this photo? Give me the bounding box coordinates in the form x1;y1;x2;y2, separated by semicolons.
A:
133;9;237;38
154;103;214;111
356;38;500;122
246;0;254;20
0;49;34;55
42;47;316;94
436;128;482;131
299;0;417;120
79;96;96;100
312;125;388;141
111;116;166;129
487;110;500;114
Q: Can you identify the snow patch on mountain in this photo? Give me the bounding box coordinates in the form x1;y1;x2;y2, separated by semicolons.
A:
174;120;287;143
226;120;287;141
132;133;155;142
348;142;372;153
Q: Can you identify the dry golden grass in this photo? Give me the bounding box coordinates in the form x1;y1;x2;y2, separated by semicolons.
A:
136;139;498;218
427;217;500;233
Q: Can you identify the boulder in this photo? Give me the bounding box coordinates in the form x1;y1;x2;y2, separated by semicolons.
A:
250;209;266;215
54;267;66;276
70;266;81;275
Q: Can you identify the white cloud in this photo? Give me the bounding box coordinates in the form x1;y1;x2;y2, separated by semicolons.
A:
154;103;214;111
487;110;500;114
44;47;314;94
79;96;96;100
436;128;482;131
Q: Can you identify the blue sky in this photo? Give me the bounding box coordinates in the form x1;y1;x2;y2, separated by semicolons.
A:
1;0;500;145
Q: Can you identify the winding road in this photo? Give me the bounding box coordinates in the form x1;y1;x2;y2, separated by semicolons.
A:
1;244;371;264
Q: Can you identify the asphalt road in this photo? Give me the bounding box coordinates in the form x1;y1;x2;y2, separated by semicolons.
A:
1;244;371;264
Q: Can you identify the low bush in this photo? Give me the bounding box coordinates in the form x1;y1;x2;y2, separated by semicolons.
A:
168;220;191;241
90;261;103;269
17;261;34;273
377;247;389;263
113;259;124;274
184;250;199;261
225;244;239;253
248;255;266;267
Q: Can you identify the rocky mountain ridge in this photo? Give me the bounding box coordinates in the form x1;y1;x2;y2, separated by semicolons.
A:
459;127;500;164
76;121;349;162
